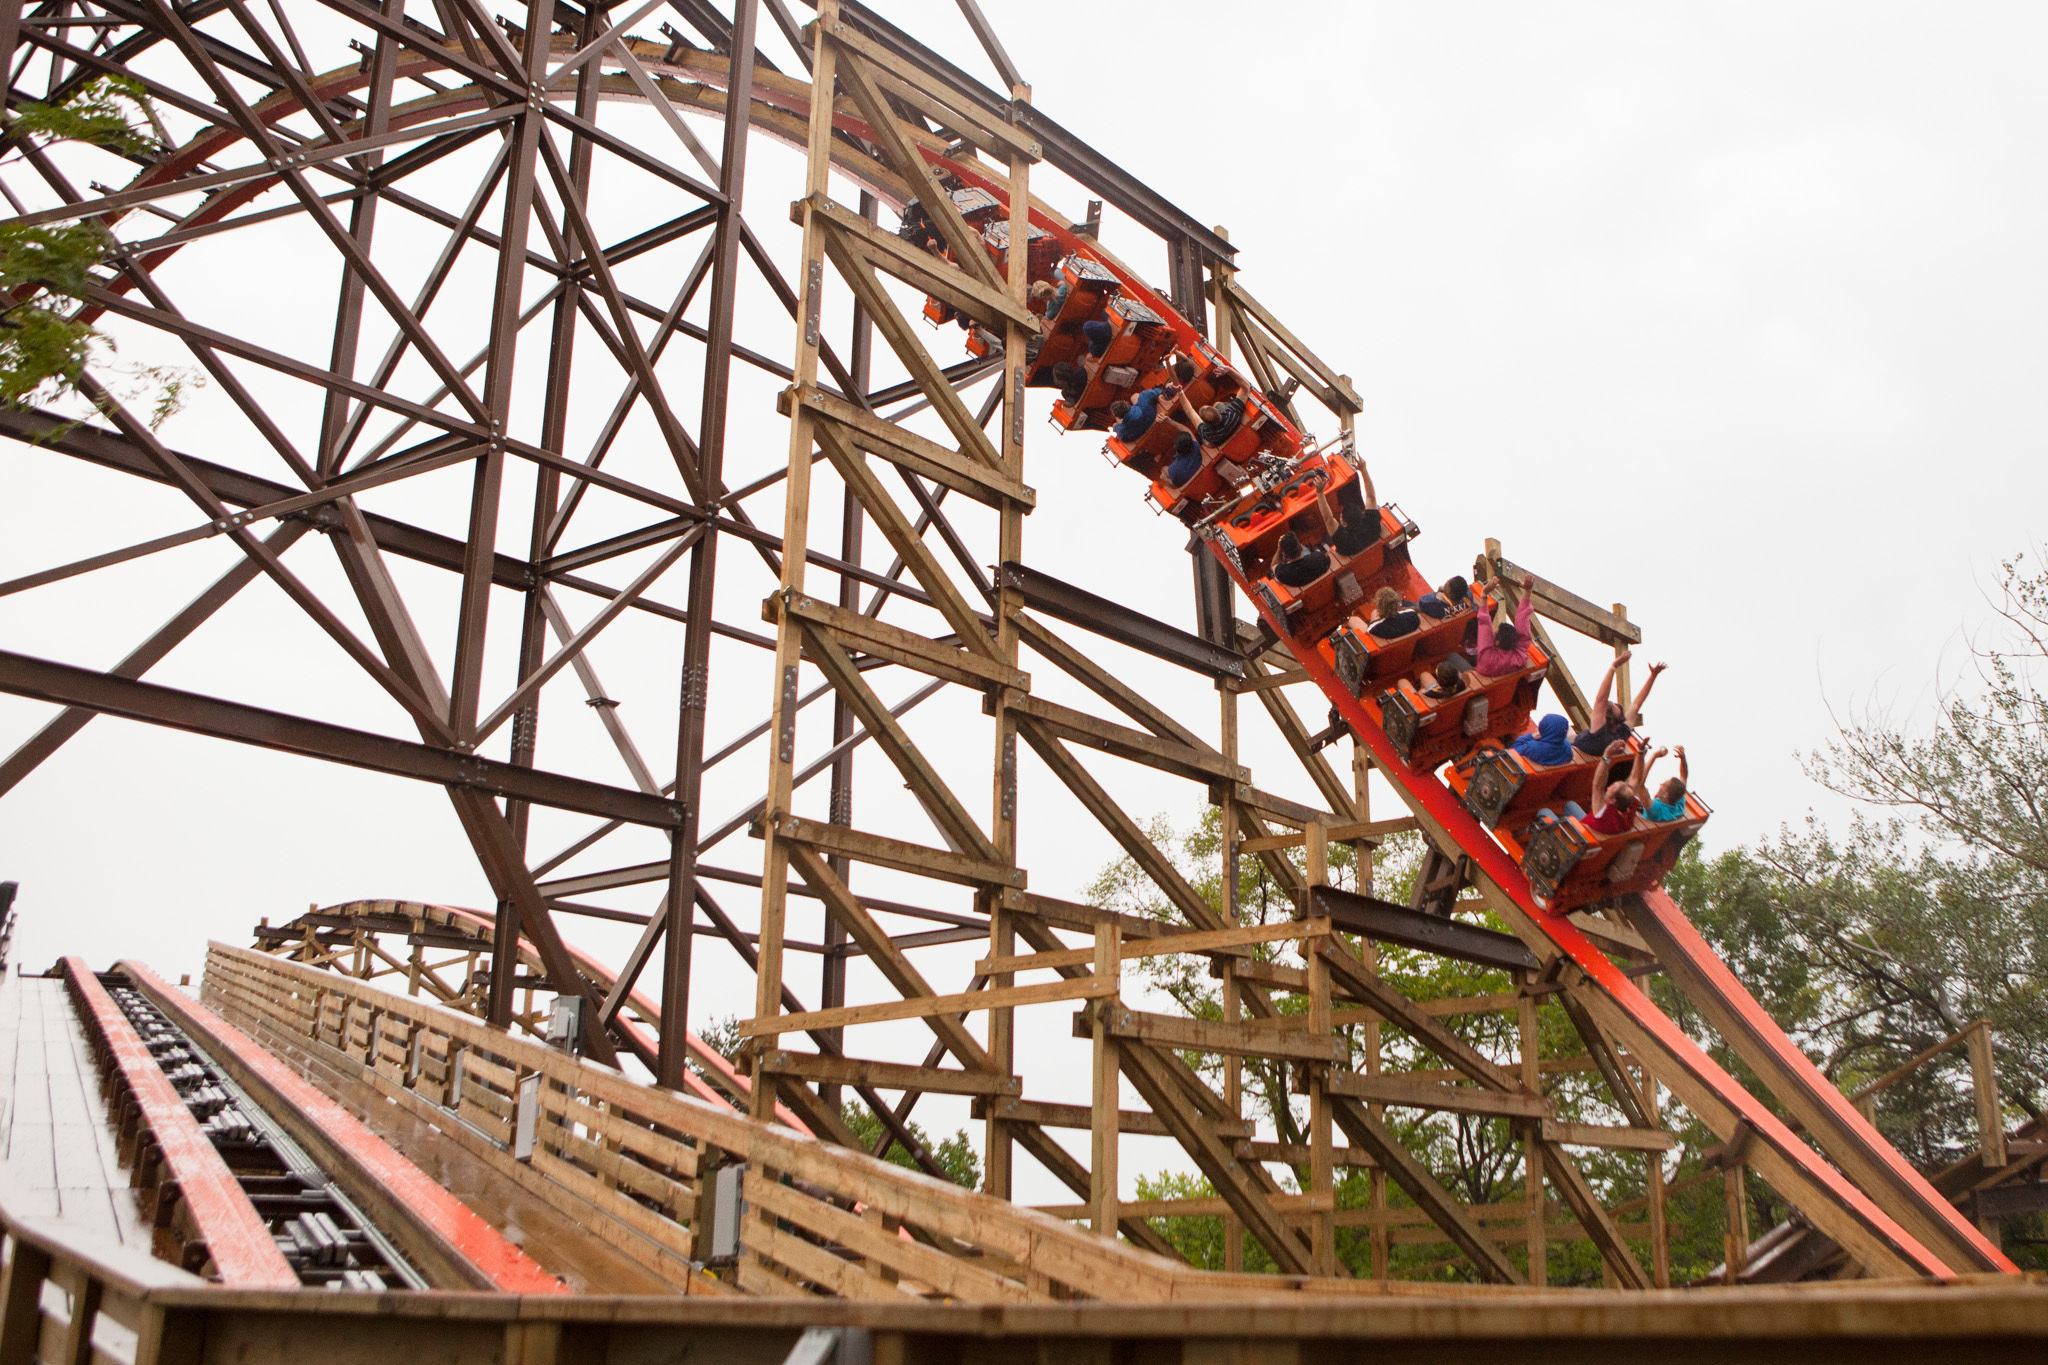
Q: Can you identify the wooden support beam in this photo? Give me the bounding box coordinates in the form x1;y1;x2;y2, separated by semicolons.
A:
1219;780;1342;832
1100;1005;1345;1063
1090;922;1120;1237
778;588;1023;690
1317;937;1521;1091
1327;1096;1523;1284
828;49;1010;297
811;422;1004;658
1324;1070;1548;1119
756;1050;1020;1096
1012;611;1216;755
976;917;1329;974
1239;816;1418;853
1008;694;1245;785
767;813;1021;890
1219;278;1364;414
792;383;1033;509
1542;1120;1677;1152
796;618;1001;862
815;15;1042;161
736;967;1108;1036
979;1096;1251;1140
1491;553;1642;647
806;195;1039;331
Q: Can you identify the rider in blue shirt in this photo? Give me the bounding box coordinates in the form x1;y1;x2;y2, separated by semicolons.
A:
1112;385;1172;445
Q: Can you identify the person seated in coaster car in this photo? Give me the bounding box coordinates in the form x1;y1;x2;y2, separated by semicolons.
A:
1029;278;1069;321
1110;383;1176;446
1164;431;1203;488
1081;318;1115;368
1571;649;1666;762
1270;532;1330;590
1419;653;1483;701
1539;740;1640;830
898;197;946;255
1417;574;1473;620
1324;466;1380;554
1050;361;1087;405
1364;584;1420;640
1196;394;1247;451
1638;745;1691;821
1474;573;1536;678
1512;713;1576;767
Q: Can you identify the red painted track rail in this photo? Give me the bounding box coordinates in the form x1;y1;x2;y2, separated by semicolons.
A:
59;957;300;1287
895;152;2014;1279
120;960;565;1295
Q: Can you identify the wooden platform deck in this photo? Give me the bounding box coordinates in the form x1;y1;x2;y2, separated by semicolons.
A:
0;972;149;1250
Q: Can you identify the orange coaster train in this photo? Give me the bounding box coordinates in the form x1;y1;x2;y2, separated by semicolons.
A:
909;179;1707;917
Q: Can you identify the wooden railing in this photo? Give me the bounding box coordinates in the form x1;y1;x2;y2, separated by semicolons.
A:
204;941;1220;1301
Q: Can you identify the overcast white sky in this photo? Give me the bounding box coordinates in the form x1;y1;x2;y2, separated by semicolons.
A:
3;2;2046;1200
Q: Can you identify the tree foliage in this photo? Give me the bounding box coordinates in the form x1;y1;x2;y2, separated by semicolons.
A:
0;77;194;426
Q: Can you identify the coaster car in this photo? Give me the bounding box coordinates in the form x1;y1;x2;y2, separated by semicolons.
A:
1449;733;1641;832
1500;791;1713;913
1373;661;1549;773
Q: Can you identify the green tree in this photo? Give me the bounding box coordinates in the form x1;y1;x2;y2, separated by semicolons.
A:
838;1103;980;1190
0;76;194;425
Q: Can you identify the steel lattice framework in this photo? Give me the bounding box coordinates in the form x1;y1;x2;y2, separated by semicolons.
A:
0;0;2024;1291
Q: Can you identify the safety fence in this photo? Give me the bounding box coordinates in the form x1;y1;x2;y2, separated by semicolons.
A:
202;941;1456;1303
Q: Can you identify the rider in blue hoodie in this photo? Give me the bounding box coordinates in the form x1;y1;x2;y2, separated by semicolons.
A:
1511;714;1575;767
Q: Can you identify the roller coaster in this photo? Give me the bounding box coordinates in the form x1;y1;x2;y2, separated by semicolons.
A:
0;0;2040;1346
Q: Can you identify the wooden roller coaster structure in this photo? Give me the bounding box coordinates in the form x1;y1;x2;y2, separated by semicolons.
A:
0;0;2034;1301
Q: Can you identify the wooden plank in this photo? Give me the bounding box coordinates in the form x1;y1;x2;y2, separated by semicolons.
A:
1493;555;1642;647
1008;892;1183;943
737;973;1112;1038
758;1050;1020;1097
977;918;1331;975
1541;1120;1676;1152
1222;782;1342;831
1104;1006;1344;1063
793;382;1033;509
1220;278;1364;413
810;419;1004;659
822;226;1005;468
979;1097;1251;1140
766;813;1022;890
1239;816;1419;854
1325;1070;1547;1119
745;1177;1032;1303
796;618;1002;863
777;588;1024;690
1011;612;1216;755
806;197;1038;332
1327;1095;1524;1285
816;16;1042;161
1010;694;1245;785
